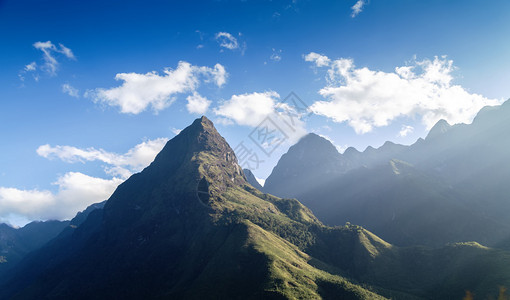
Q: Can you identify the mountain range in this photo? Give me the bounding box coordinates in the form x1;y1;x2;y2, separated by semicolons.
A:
1;114;510;299
264;100;510;248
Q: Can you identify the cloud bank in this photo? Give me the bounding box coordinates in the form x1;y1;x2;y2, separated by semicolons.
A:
88;61;226;114
305;53;502;134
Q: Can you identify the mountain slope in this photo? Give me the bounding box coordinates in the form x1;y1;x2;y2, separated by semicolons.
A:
0;220;69;277
243;168;263;190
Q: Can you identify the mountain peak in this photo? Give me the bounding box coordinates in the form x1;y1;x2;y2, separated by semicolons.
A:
104;116;246;222
264;132;351;197
192;115;214;129
158;115;246;185
426;119;451;140
294;133;340;155
153;116;241;168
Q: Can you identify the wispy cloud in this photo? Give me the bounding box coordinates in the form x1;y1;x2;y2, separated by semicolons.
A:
62;83;79;98
33;41;75;76
270;48;282;62
351;0;366;18
24;62;37;72
37;138;168;179
215;32;239;50
19;41;75;81
215;31;246;54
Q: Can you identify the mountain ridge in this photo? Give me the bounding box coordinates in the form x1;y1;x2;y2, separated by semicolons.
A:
263;100;510;247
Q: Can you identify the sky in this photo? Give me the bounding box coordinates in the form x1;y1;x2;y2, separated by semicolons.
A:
0;0;509;226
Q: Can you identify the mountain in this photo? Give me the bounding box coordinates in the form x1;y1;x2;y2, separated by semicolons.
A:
263;134;408;199
3;116;510;300
264;100;510;247
263;133;351;197
0;117;385;299
0;220;69;277
243;168;263;190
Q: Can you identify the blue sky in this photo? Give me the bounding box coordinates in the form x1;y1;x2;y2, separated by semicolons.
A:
0;0;509;226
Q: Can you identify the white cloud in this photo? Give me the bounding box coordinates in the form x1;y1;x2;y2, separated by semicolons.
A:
32;41;75;76
88;61;227;114
215;32;239;50
37;138;168;179
214;91;307;144
398;125;414;137
186;92;211;114
24;62;37;72
58;43;75;59
171;128;182;135
0;173;122;227
215;32;246;54
62;83;79;98
215;91;278;127
304;52;331;67
270;49;282;62
351;0;366;18
305;54;502;134
255;176;266;187
211;63;227;86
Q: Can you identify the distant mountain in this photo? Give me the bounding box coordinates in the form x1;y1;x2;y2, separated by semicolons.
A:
3;116;510;300
264;133;352;197
0;201;106;278
263;134;408;199
243;168;263;190
264;100;510;247
0;220;69;276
